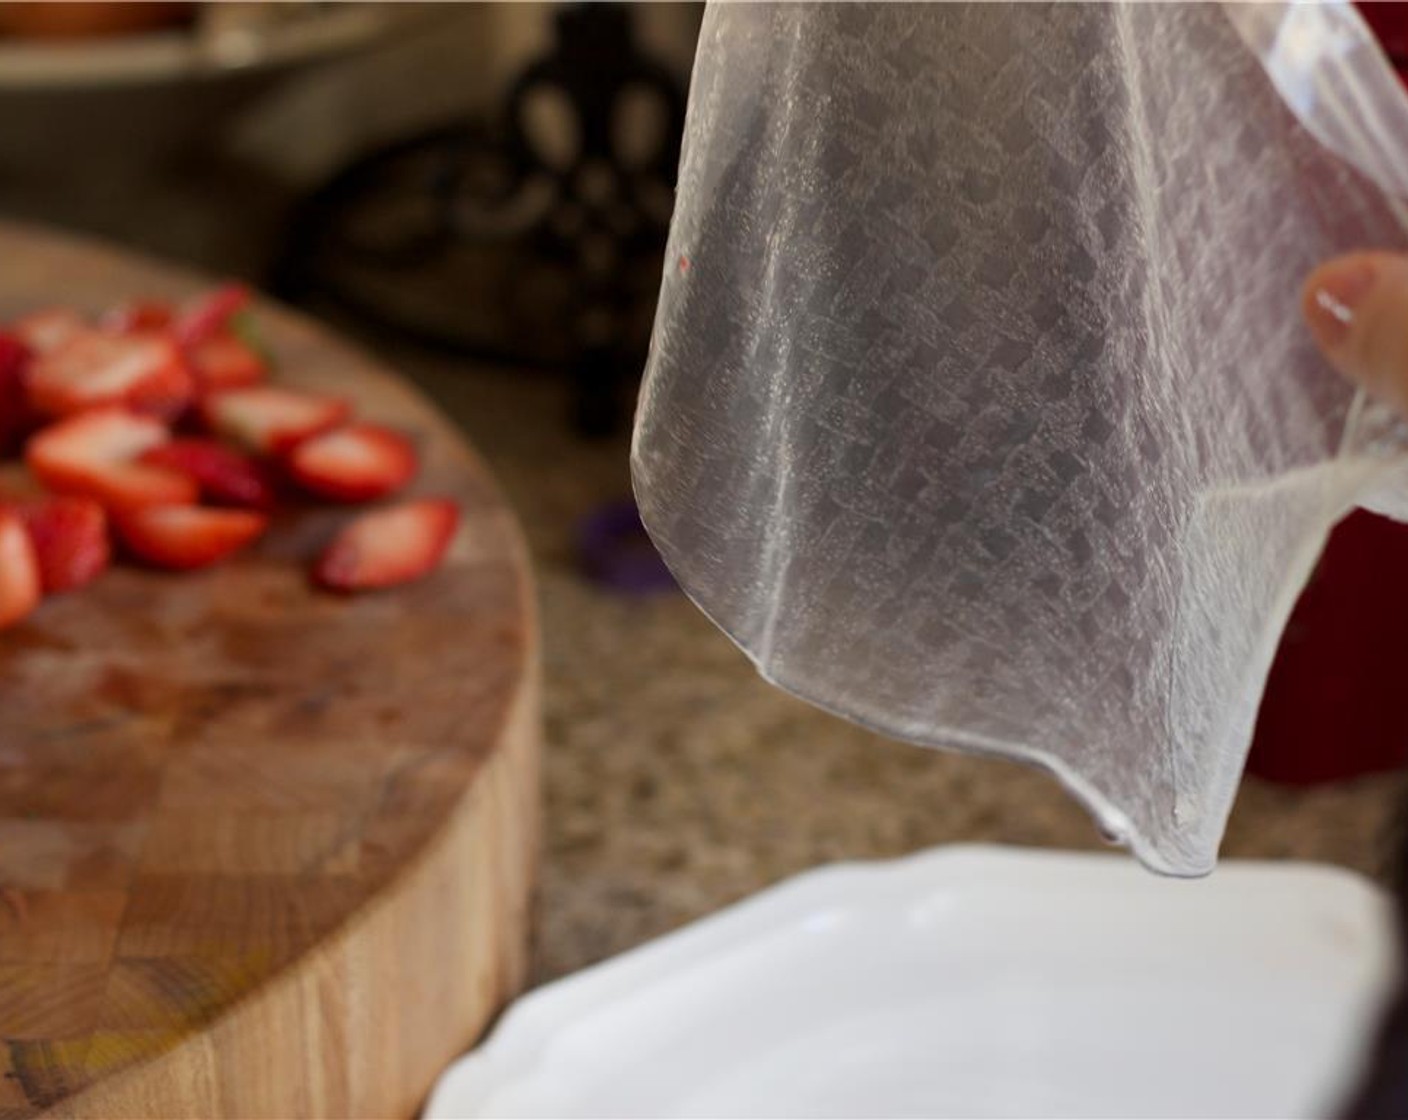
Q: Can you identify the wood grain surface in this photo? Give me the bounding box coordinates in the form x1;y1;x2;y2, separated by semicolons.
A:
0;222;540;1118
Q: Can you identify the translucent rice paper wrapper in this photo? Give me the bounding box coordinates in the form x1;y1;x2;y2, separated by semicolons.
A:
632;2;1408;876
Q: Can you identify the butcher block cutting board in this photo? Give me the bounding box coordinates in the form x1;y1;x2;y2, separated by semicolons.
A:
0;223;540;1119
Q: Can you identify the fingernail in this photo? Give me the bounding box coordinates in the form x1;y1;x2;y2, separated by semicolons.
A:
1305;259;1378;350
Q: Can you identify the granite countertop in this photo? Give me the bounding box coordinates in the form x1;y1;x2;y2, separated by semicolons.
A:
390;344;1408;988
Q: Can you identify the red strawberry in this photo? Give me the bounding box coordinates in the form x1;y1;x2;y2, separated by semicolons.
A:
26;409;198;511
27;330;194;420
0;508;41;628
0;463;42;502
9;308;86;355
16;495;110;593
286;423;417;502
0;330;34;454
187;331;267;393
313;498;458;592
114;505;267;571
175;284;252;348
101;299;175;334
201;386;349;455
0;330;28;377
139;439;275;510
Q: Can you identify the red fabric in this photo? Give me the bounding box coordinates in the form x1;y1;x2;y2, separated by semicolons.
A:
1356;2;1408;74
1249;511;1408;784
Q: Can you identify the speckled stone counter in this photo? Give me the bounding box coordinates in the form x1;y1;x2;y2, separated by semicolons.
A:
390;347;1408;987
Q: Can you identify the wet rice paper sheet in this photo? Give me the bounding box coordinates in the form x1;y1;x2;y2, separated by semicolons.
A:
633;2;1408;874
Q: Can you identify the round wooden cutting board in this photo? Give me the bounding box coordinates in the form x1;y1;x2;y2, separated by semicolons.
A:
0;223;540;1119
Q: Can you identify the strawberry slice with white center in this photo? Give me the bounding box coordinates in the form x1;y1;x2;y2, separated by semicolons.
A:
187;331;267;393
286;423;417;502
313;498;458;592
10;308;86;355
139;438;276;510
114;505;267;571
0;508;41;628
26;409;198;511
27;329;194;420
16;495;110;594
202;386;350;455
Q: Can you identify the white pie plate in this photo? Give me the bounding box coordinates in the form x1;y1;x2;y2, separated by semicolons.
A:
425;845;1397;1120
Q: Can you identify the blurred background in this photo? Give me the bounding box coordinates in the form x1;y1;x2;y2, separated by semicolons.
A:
2;0;1405;986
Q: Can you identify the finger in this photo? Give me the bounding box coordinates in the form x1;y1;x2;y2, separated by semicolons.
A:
1302;251;1408;417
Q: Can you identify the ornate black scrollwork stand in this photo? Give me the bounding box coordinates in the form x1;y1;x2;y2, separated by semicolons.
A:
274;3;688;435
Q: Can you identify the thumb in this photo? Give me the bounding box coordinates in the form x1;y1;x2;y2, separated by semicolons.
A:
1303;251;1408;417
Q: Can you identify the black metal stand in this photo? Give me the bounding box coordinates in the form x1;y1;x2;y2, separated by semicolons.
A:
274;3;688;435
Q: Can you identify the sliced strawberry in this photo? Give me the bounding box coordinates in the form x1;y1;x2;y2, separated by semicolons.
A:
313;498;458;592
0;463;42;502
0;330;34;455
16;495;110;594
138;439;275;510
175;284;252;348
26;409;198;511
0;330;28;378
187;331;267;393
27;330;194;421
114;504;267;571
10;308;86;355
286;423;417;503
202;386;350;455
101;299;175;334
0;508;41;628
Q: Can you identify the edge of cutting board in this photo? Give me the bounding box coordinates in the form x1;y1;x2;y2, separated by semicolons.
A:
43;668;539;1120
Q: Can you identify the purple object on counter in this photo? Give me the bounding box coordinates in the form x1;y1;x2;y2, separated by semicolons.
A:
577;500;677;594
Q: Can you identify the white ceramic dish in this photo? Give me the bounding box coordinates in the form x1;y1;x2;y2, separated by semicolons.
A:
426;845;1398;1120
